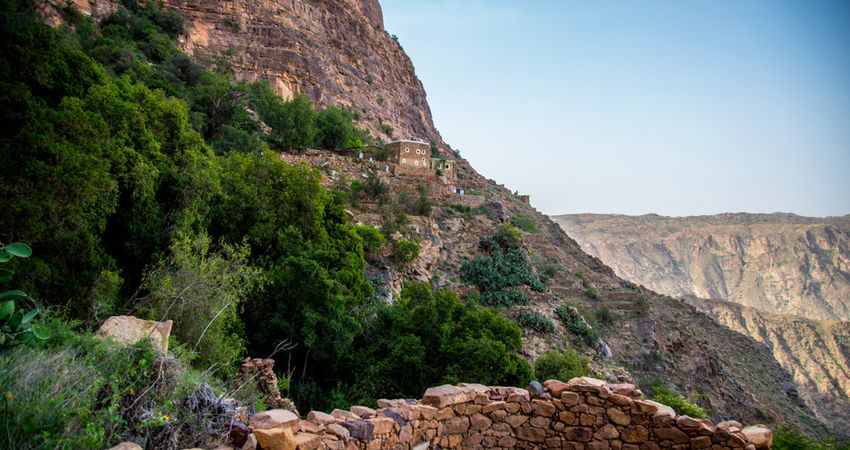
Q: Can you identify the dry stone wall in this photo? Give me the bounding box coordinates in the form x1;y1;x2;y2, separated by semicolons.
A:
242;378;773;450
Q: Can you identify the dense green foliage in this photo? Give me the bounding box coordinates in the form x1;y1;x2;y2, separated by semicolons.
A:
0;0;544;425
650;385;709;419
533;349;590;382
555;305;600;345
392;238;420;264
515;310;555;333
354;225;387;256
349;283;533;403
1;242;48;345
510;214;538;233
773;428;850;450
460;227;545;307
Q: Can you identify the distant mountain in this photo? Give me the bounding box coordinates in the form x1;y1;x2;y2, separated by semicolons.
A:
553;212;850;433
685;297;850;433
553;213;850;321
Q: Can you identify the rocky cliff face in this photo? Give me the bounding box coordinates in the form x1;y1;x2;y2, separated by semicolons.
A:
684;297;850;433
163;0;441;143
553;213;850;321
553;212;850;434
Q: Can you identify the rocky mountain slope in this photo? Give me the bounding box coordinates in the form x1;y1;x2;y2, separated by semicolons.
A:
553;213;850;434
45;0;838;438
684;297;850;433
165;0;441;143
553;213;850;321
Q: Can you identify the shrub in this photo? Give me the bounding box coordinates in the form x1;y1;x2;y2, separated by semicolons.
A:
651;385;709;419
555;305;599;345
516;311;555;333
315;107;358;150
510;214;538;233
772;428;850;450
392;239;419;265
135;233;265;374
348;283;533;404
594;307;613;326
584;286;601;301
363;171;387;200
534;349;589;382
461;227;545;307
479;224;522;253
354;225;386;256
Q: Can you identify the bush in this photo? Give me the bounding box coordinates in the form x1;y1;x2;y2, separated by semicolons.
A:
348;283;533;404
134;233;265;374
515;311;555;333
315;107;358;150
594;307;613;326
479;224;522;253
650;385;709;419
534;349;589;382
363;171;388;200
510;214;538;233
584;286;601;301
392;239;419;264
772;428;850;450
1;242;48;346
555;305;599;345
460;230;545;308
354;225;386;256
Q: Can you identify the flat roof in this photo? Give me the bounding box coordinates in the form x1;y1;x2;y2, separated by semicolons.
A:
387;139;429;145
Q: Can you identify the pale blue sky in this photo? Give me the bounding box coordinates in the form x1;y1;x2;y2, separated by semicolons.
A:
381;0;850;217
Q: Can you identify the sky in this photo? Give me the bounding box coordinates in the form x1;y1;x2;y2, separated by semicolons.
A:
381;0;850;217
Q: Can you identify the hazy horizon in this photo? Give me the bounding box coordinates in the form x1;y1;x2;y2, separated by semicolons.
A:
382;0;850;217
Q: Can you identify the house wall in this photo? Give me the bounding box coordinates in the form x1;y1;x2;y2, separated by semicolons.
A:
387;141;432;175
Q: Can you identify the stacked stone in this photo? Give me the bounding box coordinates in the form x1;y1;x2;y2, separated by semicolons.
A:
234;378;772;450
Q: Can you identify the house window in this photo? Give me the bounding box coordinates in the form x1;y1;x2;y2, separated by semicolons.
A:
402;158;406;163
405;148;410;153
422;159;426;165
414;160;419;166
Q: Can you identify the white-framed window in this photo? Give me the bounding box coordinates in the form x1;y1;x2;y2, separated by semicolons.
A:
405;148;410;153
402;158;406;163
414;160;419;166
422;159;426;164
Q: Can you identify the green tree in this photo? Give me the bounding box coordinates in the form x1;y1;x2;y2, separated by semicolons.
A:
534;349;589;382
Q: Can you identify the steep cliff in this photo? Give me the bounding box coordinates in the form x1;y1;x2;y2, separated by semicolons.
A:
164;0;441;143
553;213;850;321
684;297;850;433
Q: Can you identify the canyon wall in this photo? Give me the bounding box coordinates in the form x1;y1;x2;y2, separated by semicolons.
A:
164;0;441;143
553;213;850;322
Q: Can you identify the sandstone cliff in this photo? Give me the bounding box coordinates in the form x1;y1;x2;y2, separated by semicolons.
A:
553;213;850;321
165;0;441;143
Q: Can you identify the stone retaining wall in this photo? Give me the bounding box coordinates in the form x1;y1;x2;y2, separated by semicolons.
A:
243;377;772;450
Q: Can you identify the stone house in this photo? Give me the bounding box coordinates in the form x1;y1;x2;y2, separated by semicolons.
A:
386;140;432;175
430;157;456;181
385;139;456;181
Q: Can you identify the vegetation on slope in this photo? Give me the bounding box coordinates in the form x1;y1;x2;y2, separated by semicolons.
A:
0;3;531;441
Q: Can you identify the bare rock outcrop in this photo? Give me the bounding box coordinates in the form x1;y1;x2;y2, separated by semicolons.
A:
95;315;173;353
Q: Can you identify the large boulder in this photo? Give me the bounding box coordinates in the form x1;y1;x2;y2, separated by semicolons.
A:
741;424;773;449
107;443;142;450
95;315;172;353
